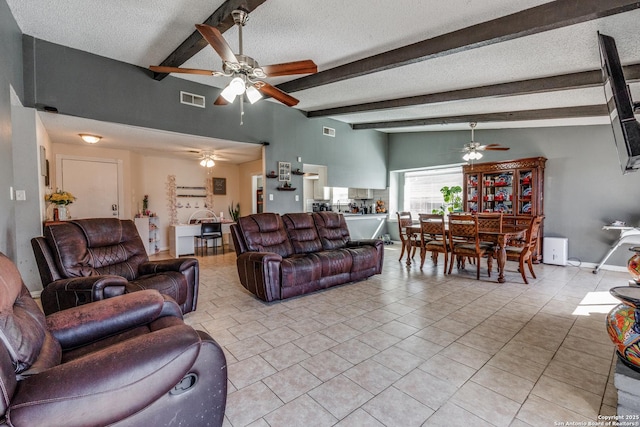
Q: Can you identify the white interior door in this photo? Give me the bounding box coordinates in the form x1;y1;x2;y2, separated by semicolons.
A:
57;156;122;219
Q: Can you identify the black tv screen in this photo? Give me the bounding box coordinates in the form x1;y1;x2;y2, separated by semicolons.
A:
598;32;640;174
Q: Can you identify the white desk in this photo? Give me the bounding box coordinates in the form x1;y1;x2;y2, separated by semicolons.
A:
169;223;234;257
594;225;640;273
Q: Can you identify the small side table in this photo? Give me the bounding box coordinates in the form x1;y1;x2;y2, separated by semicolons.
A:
594;225;640;273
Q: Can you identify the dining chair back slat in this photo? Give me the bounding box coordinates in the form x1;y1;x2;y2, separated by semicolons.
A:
505;215;544;284
476;212;503;232
417;214;448;269
396;212;419;263
447;214;493;279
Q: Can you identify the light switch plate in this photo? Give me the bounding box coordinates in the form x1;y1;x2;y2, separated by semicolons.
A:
269;194;273;201
295;195;299;201
15;190;26;201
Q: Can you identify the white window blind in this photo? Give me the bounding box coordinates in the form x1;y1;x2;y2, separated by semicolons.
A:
403;166;462;217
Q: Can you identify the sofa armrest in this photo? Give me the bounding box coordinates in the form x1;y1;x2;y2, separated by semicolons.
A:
347;239;383;248
236;252;283;302
40;275;128;315
347;239;384;274
46;289;182;349
7;325;205;426
138;257;198;275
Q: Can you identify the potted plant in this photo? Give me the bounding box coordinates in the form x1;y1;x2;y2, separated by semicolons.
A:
432;185;462;215
228;202;240;222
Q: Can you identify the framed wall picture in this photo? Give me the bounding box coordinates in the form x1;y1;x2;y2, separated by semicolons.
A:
278;161;291;182
213;177;226;195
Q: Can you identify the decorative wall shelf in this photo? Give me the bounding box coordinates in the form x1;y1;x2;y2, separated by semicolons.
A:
176;185;206;198
276;187;296;191
266;172;278;178
291;169;305;175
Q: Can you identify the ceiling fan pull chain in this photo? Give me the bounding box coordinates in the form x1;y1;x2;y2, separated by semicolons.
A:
240;96;244;126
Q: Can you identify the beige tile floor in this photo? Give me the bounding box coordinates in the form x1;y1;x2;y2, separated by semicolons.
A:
179;245;624;427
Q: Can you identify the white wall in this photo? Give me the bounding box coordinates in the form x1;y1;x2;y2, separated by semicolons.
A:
141;155;242;250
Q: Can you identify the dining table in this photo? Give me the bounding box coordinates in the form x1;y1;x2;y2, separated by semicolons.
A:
403;223;526;283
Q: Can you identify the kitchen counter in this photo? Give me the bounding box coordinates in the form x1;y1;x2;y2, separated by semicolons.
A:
341;213;388;239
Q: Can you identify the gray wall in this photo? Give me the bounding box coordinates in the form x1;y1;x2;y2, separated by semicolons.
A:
389;126;640;266
23;37;389;214
0;0;24;259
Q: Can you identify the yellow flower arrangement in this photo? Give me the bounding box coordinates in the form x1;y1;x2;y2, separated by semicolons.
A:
45;189;76;206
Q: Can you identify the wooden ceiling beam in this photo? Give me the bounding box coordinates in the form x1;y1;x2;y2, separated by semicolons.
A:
278;0;640;94
152;0;267;81
306;64;640;118
350;105;609;130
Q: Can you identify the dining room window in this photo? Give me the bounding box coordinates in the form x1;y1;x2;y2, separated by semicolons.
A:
403;166;463;217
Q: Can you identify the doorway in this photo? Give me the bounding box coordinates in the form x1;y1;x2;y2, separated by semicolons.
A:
56;155;123;219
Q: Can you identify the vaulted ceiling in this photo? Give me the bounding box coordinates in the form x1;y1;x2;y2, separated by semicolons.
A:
6;0;640;155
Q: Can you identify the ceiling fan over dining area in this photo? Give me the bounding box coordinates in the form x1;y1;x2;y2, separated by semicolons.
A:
462;122;510;161
150;8;318;124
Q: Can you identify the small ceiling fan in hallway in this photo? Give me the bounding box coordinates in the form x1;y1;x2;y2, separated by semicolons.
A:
150;8;317;122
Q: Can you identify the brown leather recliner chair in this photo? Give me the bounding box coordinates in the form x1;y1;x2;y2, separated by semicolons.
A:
0;252;226;426
31;218;199;315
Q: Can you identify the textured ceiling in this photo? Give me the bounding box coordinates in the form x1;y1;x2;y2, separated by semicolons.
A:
6;0;640;157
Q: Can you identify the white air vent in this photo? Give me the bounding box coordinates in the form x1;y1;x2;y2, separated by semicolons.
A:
323;126;336;137
180;91;205;108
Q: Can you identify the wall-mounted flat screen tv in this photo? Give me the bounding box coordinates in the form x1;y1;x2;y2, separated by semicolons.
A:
598;32;640;174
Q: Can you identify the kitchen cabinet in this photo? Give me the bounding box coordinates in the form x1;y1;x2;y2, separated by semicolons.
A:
348;188;373;199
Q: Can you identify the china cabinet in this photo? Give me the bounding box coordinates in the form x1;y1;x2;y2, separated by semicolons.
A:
463;157;546;261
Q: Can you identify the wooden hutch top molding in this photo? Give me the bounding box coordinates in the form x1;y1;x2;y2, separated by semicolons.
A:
462;157;546;173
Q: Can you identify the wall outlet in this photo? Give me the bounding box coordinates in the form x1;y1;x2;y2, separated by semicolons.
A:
295;195;299;201
15;190;26;201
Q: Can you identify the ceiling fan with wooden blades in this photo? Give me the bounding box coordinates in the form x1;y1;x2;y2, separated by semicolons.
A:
150;8;317;119
462;122;510;161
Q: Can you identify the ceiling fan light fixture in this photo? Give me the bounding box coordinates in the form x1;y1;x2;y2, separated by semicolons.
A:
475;151;483;160
199;152;215;168
246;85;263;104
79;134;101;144
220;85;238;103
229;77;246;95
463;153;471;161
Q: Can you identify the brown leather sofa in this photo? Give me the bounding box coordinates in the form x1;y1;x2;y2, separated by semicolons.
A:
0;252;226;426
31;218;199;315
230;212;384;302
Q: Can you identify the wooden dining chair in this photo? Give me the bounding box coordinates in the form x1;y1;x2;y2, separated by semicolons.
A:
397;211;419;262
504;215;544;284
447;213;494;279
476;212;504;232
417;214;448;269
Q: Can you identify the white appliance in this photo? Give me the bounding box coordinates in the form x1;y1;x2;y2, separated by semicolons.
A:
543;237;568;266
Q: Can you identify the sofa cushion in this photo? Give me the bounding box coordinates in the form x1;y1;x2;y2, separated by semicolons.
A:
282;213;323;254
312;250;353;277
313;212;350;250
280;256;321;288
238;213;294;258
44;219;147;280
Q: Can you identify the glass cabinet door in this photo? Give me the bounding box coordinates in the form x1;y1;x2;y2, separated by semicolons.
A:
481;171;513;214
465;173;479;213
517;169;534;215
